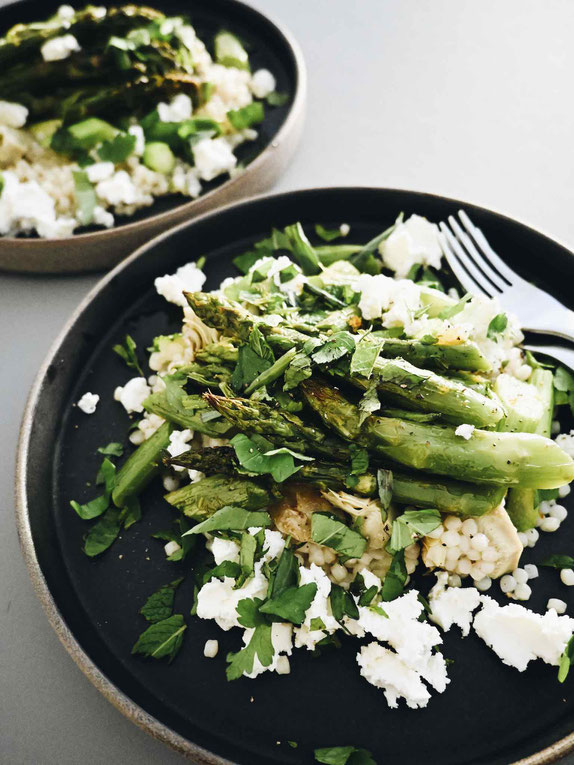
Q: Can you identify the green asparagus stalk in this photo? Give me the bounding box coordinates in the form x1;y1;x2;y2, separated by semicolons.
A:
112;421;173;507
143;390;233;437
164;474;271;518
300;378;574;489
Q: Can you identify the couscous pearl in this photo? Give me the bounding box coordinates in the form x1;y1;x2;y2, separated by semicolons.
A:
525;528;539;547
535;515;545;528
457;558;472;576
461;519;478;537
444;516;463;531
547;598;567;614
524;564;539;580
447;574;462;587
330;563;347;582
558;484;571;498
517;531;528;547
203;639;219;658
549;504;568;522
458;536;470;555
441;530;460;547
513;583;532;601
512;568;528;584
470;533;489;552
470;564;485;580
427;526;444;539
481;548;499;563
479;561;495;576
552;420;561;435
476;576;492;592
276;656;291;675
466;548;482;561
560;568;574;586
129;430;145;445
540;516;560;533
163;475;180;492
500;574;517;593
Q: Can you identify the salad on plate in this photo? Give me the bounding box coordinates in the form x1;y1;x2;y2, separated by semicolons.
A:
71;213;574;718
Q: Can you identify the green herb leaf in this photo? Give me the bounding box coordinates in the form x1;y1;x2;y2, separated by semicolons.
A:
132;614;186;662
284;222;322;275
381;550;407;601
202;560;242;585
185;505;271;536
228;101;265;129
122;495;141;529
358;381;380;425
70;495;109;520
314;745;376;765
346;445;369;489
330;583;359;622
97;442;124;457
377;469;393;514
231;326;275;391
83;507;122;557
558;635;574;683
237;531;257;586
72;170;96;226
112;334;144;376
269;546;299;598
97;132;136;163
95;457;116;492
266;91;289;107
350;336;383;379
540;555;574;569
226;623;274;680
311;514;367;561
312;332;356;365
259;583;317;624
283;351;313;390
487;313;508;340
237;597;268;628
231;433;311;482
140;578;183;623
388;508;441;554
315;224;343;242
438;293;472;320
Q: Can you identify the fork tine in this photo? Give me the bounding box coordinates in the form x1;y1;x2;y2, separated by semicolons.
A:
439;223;495;299
448;216;508;292
458;210;520;284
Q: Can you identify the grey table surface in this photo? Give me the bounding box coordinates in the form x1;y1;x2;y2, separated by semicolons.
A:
2;0;574;762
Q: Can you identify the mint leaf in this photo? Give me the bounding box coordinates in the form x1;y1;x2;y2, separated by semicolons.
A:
284;222;321;275
237;531;257;586
70;494;108;520
283;351;313;391
259;583;317;624
315;223;342;242
388;508;441;554
558;635;574;683
346;445;369;489
350;336;383;378
377;469;393;513
112;334;143;376
381;550;407;601
226;623;274;680
358;381;380;425
311;514;367;561
83;507;122;557
330;583;359;622
202;560;242;585
95;456;116;491
314;745;376;765
132;614;186;662
312;331;356;365
140;578;183;623
227;102;264;130
231;326;274;391
540;554;574;569
97;442;124;457
269;546;298;598
97;132;136;162
231;432;311;482
185;505;271;536
487;313;508;340
438;293;472;320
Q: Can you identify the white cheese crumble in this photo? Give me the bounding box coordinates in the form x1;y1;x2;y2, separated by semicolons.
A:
167;428;193;460
113;377;151;414
556;430;574;458
0;171;75;238
128;124;146;156
473;596;574;671
155;262;207;307
77;391;99;414
241;622;293;678
164;540;182;557
192;137;237;181
41;34;81;62
250;69;276;99
455;423;475;440
357;643;432;709
294;564;339;649
96;170;137;206
86;161;115;183
158;93;193;123
0;100;28;128
207;537;241;565
428;574;481;636
380;214;442;279
196;563;268;631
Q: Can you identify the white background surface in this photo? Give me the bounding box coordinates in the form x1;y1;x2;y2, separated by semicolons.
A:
2;0;574;762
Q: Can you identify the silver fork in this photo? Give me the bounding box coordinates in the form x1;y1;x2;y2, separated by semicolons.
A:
438;210;574;343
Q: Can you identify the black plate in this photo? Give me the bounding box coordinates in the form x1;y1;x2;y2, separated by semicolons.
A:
0;0;297;228
16;188;574;765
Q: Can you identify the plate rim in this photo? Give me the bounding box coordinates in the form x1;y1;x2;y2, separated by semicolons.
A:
0;0;307;274
14;185;574;765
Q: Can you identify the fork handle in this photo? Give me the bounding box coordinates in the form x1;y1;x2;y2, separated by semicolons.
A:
522;308;574;344
523;343;574;372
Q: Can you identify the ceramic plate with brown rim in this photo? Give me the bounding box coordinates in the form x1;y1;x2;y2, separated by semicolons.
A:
15;188;574;765
0;0;305;274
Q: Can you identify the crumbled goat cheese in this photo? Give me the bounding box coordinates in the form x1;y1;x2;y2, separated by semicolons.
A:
128;124;146;156
77;392;99;414
155;262;207;307
473;596;574;671
0;171;75;238
241;622;293;678
357;643;432;710
561;569;574;586
92;205;114;228
132;412;165;442
192;137;237;181
429;573;481;636
167;429;193;459
556;430;574;458
57;5;75;20
86;162;115;183
250;68;276;99
158;93;193;123
259;529;286;563
294;564;339;649
96;170;137;206
547;599;567;615
188;469;205;483
164;540;182;557
41;34;81;62
114;377;151;414
204;639;219;658
380;215;442;279
0;100;28;128
455;424;475;440
207;537;241;565
196;563;268;631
